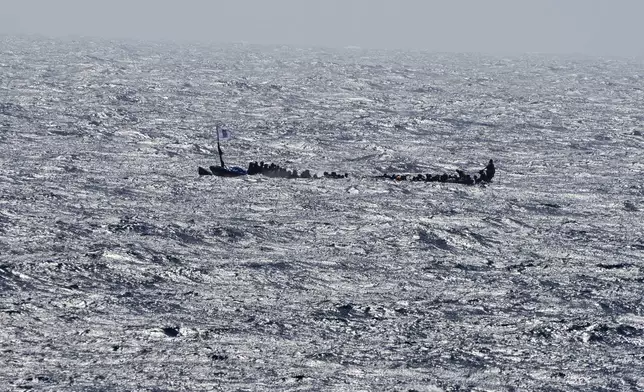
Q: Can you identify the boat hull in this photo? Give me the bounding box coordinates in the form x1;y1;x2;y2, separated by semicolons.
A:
209;165;248;177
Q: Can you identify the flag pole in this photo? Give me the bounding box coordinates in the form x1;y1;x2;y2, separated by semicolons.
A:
216;125;226;168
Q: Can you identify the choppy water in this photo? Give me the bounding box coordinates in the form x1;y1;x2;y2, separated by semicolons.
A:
1;35;643;391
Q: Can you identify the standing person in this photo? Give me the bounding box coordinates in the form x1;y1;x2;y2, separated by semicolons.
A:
485;159;495;180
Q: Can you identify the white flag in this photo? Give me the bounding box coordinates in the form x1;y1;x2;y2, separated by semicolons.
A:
216;125;232;141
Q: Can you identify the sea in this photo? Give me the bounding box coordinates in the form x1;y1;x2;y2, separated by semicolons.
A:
1;34;643;391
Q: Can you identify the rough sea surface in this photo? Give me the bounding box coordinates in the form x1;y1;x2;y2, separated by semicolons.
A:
1;35;643;391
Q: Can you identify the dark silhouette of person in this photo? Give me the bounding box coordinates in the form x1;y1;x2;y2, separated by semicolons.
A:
486;159;495;180
477;169;488;183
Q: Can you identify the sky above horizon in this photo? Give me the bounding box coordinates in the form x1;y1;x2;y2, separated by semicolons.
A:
1;0;643;57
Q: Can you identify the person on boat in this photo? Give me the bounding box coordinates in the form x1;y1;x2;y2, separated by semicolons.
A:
476;169;488;183
486;159;495;180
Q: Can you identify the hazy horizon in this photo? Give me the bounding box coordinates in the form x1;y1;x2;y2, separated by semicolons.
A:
1;0;643;57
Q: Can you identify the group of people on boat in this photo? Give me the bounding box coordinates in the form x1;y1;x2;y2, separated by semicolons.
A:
247;161;310;178
199;157;495;185
246;161;349;179
198;127;495;185
379;159;495;184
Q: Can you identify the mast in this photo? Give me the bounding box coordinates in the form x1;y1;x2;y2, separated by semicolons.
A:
216;125;226;168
